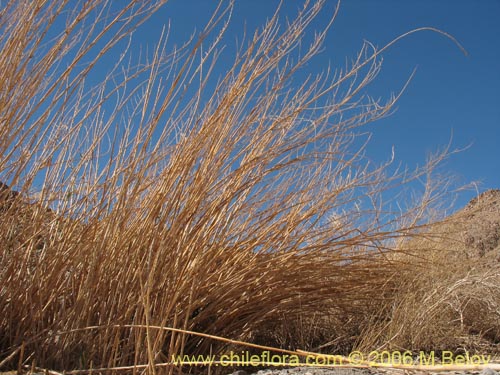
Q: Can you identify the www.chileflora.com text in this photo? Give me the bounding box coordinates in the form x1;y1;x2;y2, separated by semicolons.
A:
171;350;492;367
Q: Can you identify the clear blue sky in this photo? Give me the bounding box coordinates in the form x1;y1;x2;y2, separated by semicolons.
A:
130;0;499;209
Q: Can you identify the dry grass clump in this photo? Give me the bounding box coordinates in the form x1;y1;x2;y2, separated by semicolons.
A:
0;0;480;373
357;192;500;354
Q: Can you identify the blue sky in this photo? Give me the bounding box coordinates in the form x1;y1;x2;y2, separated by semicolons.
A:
29;0;496;211
131;0;499;209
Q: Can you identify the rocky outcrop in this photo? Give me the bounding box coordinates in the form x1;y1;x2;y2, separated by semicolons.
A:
461;189;500;261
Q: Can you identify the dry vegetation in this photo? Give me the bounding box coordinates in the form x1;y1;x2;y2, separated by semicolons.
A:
0;1;498;374
357;189;500;354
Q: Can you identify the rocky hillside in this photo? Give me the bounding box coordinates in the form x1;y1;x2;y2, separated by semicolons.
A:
460;189;500;261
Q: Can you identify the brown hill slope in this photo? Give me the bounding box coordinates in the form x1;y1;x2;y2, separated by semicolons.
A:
460;189;500;261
